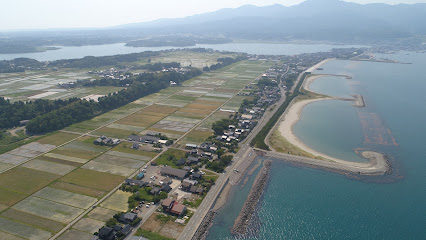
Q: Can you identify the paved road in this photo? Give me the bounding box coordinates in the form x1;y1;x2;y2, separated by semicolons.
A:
178;74;289;240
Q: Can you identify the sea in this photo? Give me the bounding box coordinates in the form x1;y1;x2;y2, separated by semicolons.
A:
207;51;426;239
0;42;365;61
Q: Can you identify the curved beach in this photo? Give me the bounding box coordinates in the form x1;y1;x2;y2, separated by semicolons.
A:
275;98;389;174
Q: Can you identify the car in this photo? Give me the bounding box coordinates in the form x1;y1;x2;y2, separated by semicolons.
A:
146;205;150;208
151;202;155;205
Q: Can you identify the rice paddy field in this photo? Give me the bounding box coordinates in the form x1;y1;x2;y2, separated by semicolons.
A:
0;58;273;238
0;70;127;102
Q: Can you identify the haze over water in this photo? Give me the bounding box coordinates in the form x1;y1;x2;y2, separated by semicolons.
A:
208;51;426;239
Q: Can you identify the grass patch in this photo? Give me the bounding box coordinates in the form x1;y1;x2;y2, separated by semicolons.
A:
92;127;135;139
37;132;79;146
155;148;187;168
0;188;27;207
49;147;100;160
180;130;212;144
100;190;132;212
72;218;105;234
50;182;106;198
0;217;52;240
60;169;125;192
87;207;118;222
57;229;93;240
33;187;97;209
12;197;84;224
1;209;65;233
0;167;60;194
22;159;76;175
136;228;174;240
112;142;159;158
117;113;166;128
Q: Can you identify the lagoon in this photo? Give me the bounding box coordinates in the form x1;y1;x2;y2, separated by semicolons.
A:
207;52;426;239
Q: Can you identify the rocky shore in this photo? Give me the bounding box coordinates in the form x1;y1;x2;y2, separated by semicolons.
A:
231;160;272;236
191;210;217;240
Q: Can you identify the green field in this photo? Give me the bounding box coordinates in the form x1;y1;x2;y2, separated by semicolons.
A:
12;197;84;224
155;149;187;168
0;188;27;207
0;167;60;194
72;218;105;234
50;182;106;198
60;169;125;192
33;187;97;209
22;159;76;175
99;190;132;212
1;209;65;233
0;217;52;240
37;132;80;146
57;229;93;240
81;161;135;177
87;207;118;222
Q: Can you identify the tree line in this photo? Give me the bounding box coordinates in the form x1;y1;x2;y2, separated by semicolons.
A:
0;98;79;129
203;56;247;71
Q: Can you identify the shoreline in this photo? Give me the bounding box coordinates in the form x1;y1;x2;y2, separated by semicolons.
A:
275;97;389;174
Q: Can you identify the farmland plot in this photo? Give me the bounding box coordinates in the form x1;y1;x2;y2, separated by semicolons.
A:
0;217;52;240
12;197;84;224
22;159;76;175
33;187;97;209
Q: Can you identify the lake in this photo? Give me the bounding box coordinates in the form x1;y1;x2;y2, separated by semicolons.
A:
0;42;366;61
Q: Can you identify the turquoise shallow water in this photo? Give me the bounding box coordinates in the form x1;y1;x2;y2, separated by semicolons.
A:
207;52;426;239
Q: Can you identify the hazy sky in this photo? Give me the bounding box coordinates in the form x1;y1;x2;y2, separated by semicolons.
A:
1;0;425;30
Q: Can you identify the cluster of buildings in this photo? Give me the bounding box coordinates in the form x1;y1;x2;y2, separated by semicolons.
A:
159;167;205;195
161;198;187;217
95;213;138;240
185;141;217;159
88;67;131;81
127;132;169;149
94;136;121;146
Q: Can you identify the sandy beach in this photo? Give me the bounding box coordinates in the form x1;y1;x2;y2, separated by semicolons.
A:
275;97;389;174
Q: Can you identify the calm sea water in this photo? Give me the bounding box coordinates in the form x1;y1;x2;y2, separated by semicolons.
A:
207;52;426;239
0;43;365;61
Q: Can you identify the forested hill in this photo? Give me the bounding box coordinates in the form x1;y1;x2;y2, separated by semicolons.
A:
118;0;426;43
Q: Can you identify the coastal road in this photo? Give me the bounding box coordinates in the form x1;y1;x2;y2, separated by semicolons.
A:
178;78;290;240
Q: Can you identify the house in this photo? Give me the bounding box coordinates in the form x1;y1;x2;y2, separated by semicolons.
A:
121;213;137;223
181;181;192;191
170;202;187;217
98;226;114;240
161;184;172;193
185;143;198;149
128;135;141;142
159;177;172;185
176;158;186;166
160;167;188;180
183;166;191;172
125;179;146;187
161;198;174;211
140;136;160;144
191;172;202;180
181;179;197;191
150;187;161;195
187;157;199;164
189;186;204;194
121;225;132;236
131;143;140;149
241;114;253;120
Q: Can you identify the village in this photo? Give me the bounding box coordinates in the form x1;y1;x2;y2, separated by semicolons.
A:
92;62;284;240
